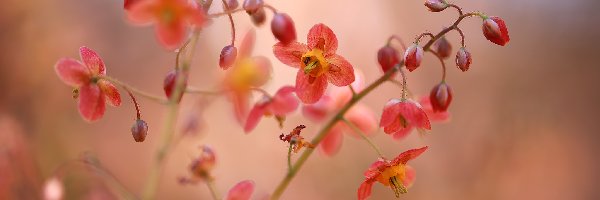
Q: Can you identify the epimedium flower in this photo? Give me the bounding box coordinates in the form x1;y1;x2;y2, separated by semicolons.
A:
225;180;255;200
244;86;299;133
54;46;121;122
358;146;428;200
273;23;355;104
379;99;431;140
127;0;206;50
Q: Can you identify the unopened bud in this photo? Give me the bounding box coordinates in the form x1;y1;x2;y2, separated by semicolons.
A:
223;0;239;10
424;0;448;12
455;47;472;72
243;0;263;14
482;16;510;46
131;119;148;142
377;46;400;73
429;82;453;112
433;36;452;59
219;45;237;70
271;13;297;45
250;8;266;26
403;44;424;72
163;70;187;102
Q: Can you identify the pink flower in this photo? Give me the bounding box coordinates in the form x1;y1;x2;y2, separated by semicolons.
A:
244;86;299;133
127;0;206;50
358;146;428;200
379;99;431;140
226;180;255;200
54;46;121;122
482;16;510;46
273;23;355;104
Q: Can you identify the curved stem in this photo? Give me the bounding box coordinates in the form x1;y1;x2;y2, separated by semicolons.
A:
428;50;447;82
125;89;142;120
100;76;167;104
386;35;407;51
415;32;435;43
447;4;464;16
422;12;481;51
208;8;245;18
221;0;236;46
454;26;466;47
206;178;222;200
341;118;385;159
263;4;278;14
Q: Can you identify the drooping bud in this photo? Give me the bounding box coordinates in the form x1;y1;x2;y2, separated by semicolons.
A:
429;82;453;112
403;44;424;72
219;45;237;70
424;0;448;12
131;119;148;142
377;46;400;73
271;13;297;45
482;16;510;46
433;36;452;59
250;8;266;26
163;70;187;102
190;145;217;179
223;0;239;10
243;0;264;14
455;47;472;72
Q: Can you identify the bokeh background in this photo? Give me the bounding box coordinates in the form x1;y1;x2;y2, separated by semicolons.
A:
1;0;599;199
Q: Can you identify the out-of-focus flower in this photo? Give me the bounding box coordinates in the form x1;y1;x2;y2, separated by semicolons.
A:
127;0;206;50
482;16;510;46
244;86;299;133
54;46;121;122
226;180;255;200
377;46;400;74
403;43;424;72
419;96;450;122
379;99;431;140
433;36;452;59
42;177;64;200
273;23;355;104
358;146;428;200
163;69;187;101
189;146;217;180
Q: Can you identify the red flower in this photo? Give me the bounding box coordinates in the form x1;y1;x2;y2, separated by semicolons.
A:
358;146;428;200
244;86;299;133
127;0;206;50
225;180;255;200
273;23;355;104
379;99;431;140
482;16;510;46
54;46;121;122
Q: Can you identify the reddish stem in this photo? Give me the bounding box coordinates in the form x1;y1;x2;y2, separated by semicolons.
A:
386;35;408;51
221;0;236;46
455;26;466;47
126;89;141;120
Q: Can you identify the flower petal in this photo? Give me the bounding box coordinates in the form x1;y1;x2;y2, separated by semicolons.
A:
392;146;428;165
392;125;413;140
419;96;450;122
320;123;344;156
98;80;121;107
402;165;416;188
127;0;157;25
307;23;338;57
229;91;251;124
379;99;402;127
273;41;309;68
364;160;386;178
326;54;355;87
400;101;431;130
226;180;255;200
79;46;106;75
250;56;272;87
301;95;333;122
295;70;328;104
344;104;377;138
78;84;105;122
269;86;299;115
244;98;268;133
55;58;90;87
239;29;256;58
155;21;187;50
357;180;374;200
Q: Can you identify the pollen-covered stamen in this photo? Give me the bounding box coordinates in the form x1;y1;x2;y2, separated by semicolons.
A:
389;176;408;197
301;49;329;78
399;116;409;128
72;88;79;99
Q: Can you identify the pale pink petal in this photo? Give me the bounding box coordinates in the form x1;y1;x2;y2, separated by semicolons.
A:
127;0;157;25
79;46;106;75
185;3;205;26
326;55;354;87
295;70;328;104
250;56;272;87
98;80;121;107
155;21;187;50
226;180;255;200
344;104;377;138
392;146;428;165
320;123;344;156
269;86;299;115
273;41;309;68
55;58;90;87
383;118;403;134
230;91;250;124
392;125;413;140
301;95;333;122
239;29;256;58
351;69;366;91
78;84;105;122
402;165;416;188
244;99;268;133
307;23;338;57
357;181;374;200
379;99;402;127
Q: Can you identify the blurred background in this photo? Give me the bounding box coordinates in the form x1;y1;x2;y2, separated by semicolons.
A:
1;0;599;199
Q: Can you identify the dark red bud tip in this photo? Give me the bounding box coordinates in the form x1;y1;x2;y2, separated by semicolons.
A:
224;0;239;10
433;36;452;59
219;45;238;70
455;47;472;72
163;70;187;102
403;44;424;72
430;82;453;112
482;16;510;46
424;0;448;12
377;46;400;73
131;119;148;142
271;13;297;45
250;8;266;26
243;0;264;14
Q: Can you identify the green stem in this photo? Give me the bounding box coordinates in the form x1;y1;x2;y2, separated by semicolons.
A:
287;144;293;173
206;178;222;200
100;76;167;104
341;118;385;159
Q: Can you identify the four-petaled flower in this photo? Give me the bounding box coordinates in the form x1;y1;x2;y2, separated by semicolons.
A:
379;99;431;140
244;86;299;133
358;146;428;200
273;23;355;104
127;0;206;50
55;46;121;122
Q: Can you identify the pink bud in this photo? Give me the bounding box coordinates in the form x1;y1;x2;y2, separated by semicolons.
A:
424;0;448;12
243;0;263;14
377;46;400;73
250;8;266;26
482;16;510;46
190;146;216;179
271;13;297;45
163;70;187;102
224;0;239;10
403;44;424;72
455;47;472;72
429;82;453;112
433;36;452;59
220;45;238;70
131;119;148;142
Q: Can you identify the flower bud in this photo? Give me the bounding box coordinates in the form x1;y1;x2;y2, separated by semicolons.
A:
271;13;297;45
403;44;424;72
163;70;187;102
219;45;237;70
190;146;216;179
424;0;448;12
482;16;510;46
131;119;148;142
377;46;400;73
433;36;452;59
250;7;266;26
243;0;263;14
429;82;453;112
224;0;239;10
455;47;472;72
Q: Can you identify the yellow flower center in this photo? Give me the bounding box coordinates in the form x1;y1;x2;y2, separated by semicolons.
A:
376;164;408;197
301;49;329;79
229;58;262;90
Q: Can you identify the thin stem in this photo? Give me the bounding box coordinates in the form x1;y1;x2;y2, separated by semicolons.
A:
447;4;464;16
455;26;466;47
415;32;435;43
348;85;357;96
287;144;293;173
422;12;481;51
176;39;192;70
125;89;142;120
386;35;407;51
208;8;245;18
341;118;385;159
388;79;414;99
399;67;408;100
269;61;402;200
206;178;222;200
100;76;167;104
185;87;224;95
263;4;278;14
428;50;447;82
221;0;236;46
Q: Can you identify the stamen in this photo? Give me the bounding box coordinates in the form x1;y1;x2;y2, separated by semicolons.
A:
303;60;319;74
389;176;408;198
